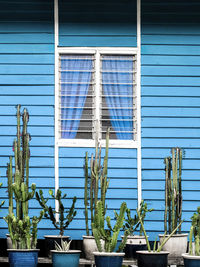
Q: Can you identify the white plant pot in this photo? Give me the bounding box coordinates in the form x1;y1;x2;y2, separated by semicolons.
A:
159;233;188;257
125;235;147;245
83;235;104;260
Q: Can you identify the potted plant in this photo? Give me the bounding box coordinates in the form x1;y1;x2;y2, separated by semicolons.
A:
136;209;183;267
92;200;129;267
83;129;110;259
123;200;153;259
4;105;44;267
36;188;77;257
182;207;200;267
159;147;188;257
51;239;81;267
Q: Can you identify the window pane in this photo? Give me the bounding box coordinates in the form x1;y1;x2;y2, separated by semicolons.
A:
101;55;136;140
59;55;94;139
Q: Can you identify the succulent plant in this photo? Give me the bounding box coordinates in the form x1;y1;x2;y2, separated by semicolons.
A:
54;239;72;252
92;200;129;253
164;147;183;234
189;207;200;256
84;128;110;236
4;105;44;249
0;182;5;208
36;189;77;236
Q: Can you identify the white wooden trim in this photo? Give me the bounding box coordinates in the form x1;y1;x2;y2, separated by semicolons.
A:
58;47;138;54
137;0;142;208
54;0;59;220
95;50;101;141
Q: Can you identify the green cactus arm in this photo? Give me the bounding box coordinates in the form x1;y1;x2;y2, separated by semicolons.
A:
84;152;89;236
157;220;183;252
189;226;193;255
92;223;103;252
117;229;129;252
136;209;151;252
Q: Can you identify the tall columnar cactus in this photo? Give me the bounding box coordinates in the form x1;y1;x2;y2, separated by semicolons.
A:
84;129;110;236
164;147;183;234
92;200;129;253
0;182;5;208
189;207;200;256
4;105;44;249
36;189;77;236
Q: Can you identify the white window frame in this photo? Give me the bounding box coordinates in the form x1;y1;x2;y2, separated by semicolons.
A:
56;47;139;149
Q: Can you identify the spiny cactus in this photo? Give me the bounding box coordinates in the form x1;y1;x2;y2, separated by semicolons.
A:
92;200;129;253
4;105;44;249
189;207;200;256
124;200;153;236
164;147;183;234
84;129;110;236
36;189;77;236
0;182;5;208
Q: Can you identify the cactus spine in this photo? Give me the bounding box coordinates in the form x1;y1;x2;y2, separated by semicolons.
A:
84;129;110;235
36;189;77;236
92;200;129;253
189;207;200;256
164;147;183;234
4;105;44;249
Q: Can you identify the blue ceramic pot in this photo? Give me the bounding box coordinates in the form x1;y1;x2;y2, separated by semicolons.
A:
137;250;169;267
182;253;200;267
51;250;81;267
94;252;125;267
8;249;39;267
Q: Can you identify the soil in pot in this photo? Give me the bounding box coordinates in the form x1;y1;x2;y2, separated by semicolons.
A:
182;253;200;267
51;250;81;267
44;235;70;258
7;249;39;267
93;252;124;267
137;250;169;267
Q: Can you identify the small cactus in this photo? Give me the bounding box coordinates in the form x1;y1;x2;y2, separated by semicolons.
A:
124;200;153;236
92;200;129;253
36;189;77;236
4;105;44;249
189;207;200;256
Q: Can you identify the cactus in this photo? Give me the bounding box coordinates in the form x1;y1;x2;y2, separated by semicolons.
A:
189;207;200;256
4;105;44;249
0;182;5;208
92;200;129;253
124;200;153;236
164;147;183;234
84;128;110;235
36;189;77;236
136;209;183;253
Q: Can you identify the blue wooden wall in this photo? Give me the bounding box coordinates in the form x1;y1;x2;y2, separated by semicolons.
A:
0;0;55;238
141;0;200;239
0;0;200;241
59;0;137;47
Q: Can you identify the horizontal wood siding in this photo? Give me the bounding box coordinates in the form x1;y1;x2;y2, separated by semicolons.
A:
59;0;137;47
141;0;200;239
0;0;54;238
59;147;137;238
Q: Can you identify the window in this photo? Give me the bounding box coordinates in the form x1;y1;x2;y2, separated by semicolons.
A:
57;48;138;148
